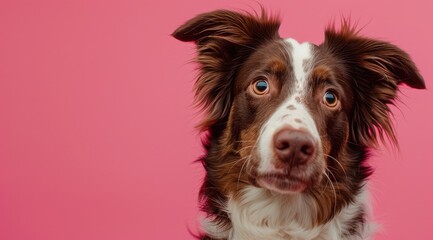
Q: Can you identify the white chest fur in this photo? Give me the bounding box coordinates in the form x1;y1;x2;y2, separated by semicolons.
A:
202;186;375;240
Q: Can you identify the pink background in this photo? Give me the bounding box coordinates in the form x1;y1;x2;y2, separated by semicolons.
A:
0;0;432;239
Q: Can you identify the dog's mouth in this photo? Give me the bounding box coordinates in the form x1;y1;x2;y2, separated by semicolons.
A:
255;172;312;194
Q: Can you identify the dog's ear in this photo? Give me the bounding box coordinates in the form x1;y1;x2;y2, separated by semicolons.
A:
172;10;280;130
323;22;425;147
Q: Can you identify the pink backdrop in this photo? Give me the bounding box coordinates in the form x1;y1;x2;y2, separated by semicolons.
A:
1;0;432;239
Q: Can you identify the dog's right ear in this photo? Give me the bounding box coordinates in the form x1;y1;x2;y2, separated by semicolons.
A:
172;10;280;130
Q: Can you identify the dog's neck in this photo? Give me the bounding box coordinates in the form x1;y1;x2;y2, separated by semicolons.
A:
202;186;374;240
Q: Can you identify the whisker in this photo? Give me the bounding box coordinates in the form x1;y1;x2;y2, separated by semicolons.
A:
226;155;251;175
234;145;255;155
237;156;251;189
231;125;265;189
322;170;338;218
324;154;348;179
234;140;257;144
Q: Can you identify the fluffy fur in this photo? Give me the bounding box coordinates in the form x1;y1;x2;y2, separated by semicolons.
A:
173;9;425;240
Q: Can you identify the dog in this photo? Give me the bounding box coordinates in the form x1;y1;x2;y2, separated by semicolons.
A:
172;9;425;240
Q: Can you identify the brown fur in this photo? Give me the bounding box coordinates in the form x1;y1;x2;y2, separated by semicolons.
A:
322;21;425;147
173;10;425;239
172;10;281;131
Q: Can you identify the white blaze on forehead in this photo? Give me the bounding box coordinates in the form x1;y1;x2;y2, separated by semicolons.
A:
285;38;312;83
257;38;320;172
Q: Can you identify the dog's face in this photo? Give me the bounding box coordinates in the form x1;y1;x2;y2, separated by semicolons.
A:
232;39;352;194
173;10;425;222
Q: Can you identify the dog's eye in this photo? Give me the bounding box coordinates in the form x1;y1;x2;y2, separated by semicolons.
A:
252;80;270;95
322;91;338;108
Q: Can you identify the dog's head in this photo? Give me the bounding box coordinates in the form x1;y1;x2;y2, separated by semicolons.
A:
173;10;425;223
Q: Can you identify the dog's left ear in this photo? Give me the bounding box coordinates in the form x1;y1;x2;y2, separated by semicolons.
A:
323;23;425;147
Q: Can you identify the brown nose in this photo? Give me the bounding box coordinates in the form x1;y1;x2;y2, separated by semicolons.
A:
273;128;316;166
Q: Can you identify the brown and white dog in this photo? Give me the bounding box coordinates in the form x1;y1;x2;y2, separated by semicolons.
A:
173;10;425;240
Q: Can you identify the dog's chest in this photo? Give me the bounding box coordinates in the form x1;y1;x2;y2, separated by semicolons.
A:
202;187;373;240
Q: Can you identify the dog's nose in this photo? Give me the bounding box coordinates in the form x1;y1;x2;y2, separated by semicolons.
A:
273;128;316;166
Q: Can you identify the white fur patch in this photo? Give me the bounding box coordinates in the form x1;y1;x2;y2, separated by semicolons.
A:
285;38;312;84
203;186;374;240
257;38;319;173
